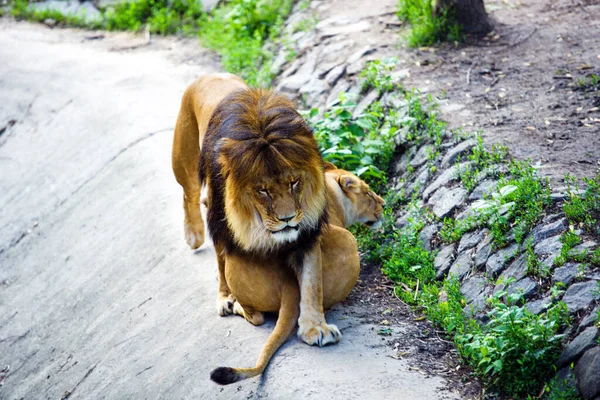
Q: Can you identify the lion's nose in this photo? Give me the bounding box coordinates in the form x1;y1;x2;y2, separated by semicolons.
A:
278;214;295;223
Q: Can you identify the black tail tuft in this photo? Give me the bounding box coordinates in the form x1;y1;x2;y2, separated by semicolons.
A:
210;367;239;385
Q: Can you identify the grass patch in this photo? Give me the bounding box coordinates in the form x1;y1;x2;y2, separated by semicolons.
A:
457;293;569;397
397;0;462;47
198;0;294;86
441;159;551;248
104;0;203;34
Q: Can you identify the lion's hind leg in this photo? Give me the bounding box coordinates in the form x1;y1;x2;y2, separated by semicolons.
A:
233;302;265;326
172;92;205;250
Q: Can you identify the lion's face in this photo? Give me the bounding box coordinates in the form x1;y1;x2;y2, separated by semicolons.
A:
325;166;385;229
252;171;310;244
224;168;325;252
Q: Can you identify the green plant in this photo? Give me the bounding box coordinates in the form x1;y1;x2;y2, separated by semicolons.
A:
525;238;546;277
360;57;399;93
397;0;462;47
564;174;600;234
309;94;396;186
199;0;293;86
554;230;582;267
457;293;569;397
457;161;478;192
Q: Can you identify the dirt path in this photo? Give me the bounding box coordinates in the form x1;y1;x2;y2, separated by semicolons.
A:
0;21;466;399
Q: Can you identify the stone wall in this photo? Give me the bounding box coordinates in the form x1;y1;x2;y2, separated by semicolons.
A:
274;2;600;398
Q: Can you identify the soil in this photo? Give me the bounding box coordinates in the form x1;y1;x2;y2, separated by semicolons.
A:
387;0;600;183
343;259;483;399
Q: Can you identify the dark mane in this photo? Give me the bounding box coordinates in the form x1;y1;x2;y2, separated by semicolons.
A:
199;88;328;264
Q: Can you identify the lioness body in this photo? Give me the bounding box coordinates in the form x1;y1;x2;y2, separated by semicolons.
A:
172;73;340;350
211;166;384;385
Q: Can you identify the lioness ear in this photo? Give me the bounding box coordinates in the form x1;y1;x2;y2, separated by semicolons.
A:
323;162;337;172
338;175;359;193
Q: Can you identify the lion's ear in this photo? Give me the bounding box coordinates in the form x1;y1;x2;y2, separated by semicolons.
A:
323;162;337;172
338;175;359;193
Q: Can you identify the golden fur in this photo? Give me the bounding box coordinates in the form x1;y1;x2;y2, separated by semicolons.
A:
210;166;385;385
172;73;338;351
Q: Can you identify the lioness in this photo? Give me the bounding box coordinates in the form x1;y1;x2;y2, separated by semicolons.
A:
172;73;339;347
210;163;385;385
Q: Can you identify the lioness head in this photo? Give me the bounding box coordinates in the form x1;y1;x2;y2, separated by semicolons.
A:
208;89;326;253
324;162;385;229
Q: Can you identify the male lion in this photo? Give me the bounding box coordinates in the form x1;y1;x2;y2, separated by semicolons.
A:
210;164;385;385
172;73;338;347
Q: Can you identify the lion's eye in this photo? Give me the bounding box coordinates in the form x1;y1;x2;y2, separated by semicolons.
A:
258;189;269;196
290;180;300;191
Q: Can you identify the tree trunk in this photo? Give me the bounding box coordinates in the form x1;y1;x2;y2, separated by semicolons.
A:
435;0;493;37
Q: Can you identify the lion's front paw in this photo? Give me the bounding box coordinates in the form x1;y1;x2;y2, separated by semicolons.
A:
184;219;204;249
216;294;235;316
297;319;341;347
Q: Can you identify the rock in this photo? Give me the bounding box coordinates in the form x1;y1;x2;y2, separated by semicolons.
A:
507;277;538;300
324;64;346;86
496;254;528;293
563;281;600;314
535;235;563;256
535;235;563;266
393;147;416;177
278;58;301;80
553;263;581;286
315;15;353;30
320;21;371;39
441;139;476;168
326;79;350;106
422;162;469;200
486;243;518;278
299;78;329;105
464;286;493;317
558;327;599;368
461;276;487;304
44;18;58;27
458;230;486;253
428;186;467;219
201;0;221;12
352;90;380;118
410;145;432;169
346;45;377;64
434;244;456;279
571;241;598;254
575;346;600;399
475;231;493;268
277;49;318;92
405;165;429;196
418;224;439;252
526;296;554;314
532;217;568;242
448;249;475;281
32;0;100;21
580;306;599;330
346;58;368;76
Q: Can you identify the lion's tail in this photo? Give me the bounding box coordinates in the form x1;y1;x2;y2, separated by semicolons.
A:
210;289;300;385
